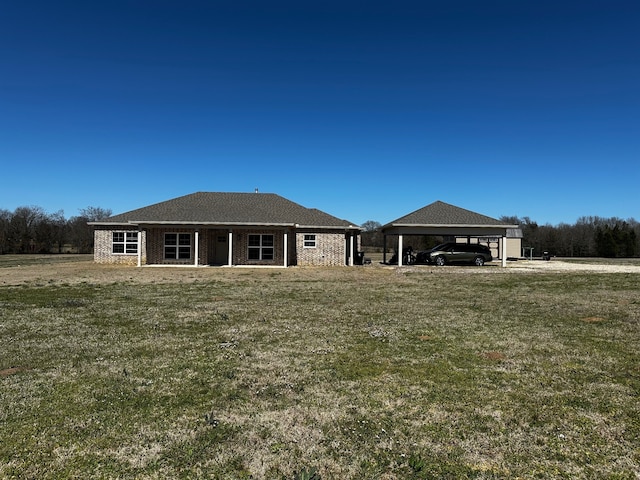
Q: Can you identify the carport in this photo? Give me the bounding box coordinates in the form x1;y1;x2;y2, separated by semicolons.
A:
381;201;520;267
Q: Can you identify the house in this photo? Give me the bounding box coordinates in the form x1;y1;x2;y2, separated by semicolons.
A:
380;201;522;267
89;192;361;267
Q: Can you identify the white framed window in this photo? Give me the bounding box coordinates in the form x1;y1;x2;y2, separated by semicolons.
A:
112;231;138;254
303;234;317;248
164;233;191;259
248;234;274;260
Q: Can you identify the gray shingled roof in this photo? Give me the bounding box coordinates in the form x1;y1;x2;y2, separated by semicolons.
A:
98;192;357;228
384;201;511;227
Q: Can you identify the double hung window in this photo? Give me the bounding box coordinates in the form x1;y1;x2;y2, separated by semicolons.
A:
112;231;138;254
303;234;317;248
248;234;274;260
164;233;191;259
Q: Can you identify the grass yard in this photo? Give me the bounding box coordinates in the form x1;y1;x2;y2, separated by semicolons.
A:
1;258;639;479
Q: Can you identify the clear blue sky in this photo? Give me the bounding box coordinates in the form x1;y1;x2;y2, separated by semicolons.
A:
1;1;638;226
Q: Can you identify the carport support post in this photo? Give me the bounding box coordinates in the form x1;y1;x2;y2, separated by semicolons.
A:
501;235;507;267
398;234;403;266
227;232;233;267
383;235;387;263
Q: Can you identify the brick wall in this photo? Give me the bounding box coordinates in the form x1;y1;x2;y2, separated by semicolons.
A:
232;229;286;266
94;227;146;265
94;226;358;267
295;231;348;266
146;227;202;265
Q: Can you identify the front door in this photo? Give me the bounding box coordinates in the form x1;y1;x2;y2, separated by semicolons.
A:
209;231;229;265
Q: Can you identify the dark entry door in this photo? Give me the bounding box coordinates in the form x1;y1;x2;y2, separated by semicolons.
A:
209;231;229;265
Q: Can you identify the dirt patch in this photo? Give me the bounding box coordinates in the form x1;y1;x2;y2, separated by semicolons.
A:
0;366;29;377
507;260;640;274
482;351;507;361
582;316;606;323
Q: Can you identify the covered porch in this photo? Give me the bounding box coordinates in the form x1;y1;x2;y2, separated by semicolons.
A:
136;225;295;268
134;224;360;267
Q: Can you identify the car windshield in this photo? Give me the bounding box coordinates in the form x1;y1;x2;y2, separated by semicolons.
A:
431;243;451;251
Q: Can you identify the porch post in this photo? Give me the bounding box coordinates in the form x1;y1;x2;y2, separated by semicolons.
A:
349;233;354;266
194;230;199;267
501;235;507;267
227;231;233;266
283;231;288;267
398;234;404;266
137;228;142;267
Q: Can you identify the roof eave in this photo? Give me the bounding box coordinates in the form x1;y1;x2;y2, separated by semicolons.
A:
388;223;519;229
91;220;359;229
296;224;360;230
88;221;130;226
130;221;296;227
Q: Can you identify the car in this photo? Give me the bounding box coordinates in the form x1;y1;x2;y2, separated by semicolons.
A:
417;242;493;266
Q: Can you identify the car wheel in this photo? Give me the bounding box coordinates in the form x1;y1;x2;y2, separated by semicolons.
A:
474;256;485;266
435;256;446;266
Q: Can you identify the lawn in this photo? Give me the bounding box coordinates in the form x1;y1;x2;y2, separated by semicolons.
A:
1;258;639;479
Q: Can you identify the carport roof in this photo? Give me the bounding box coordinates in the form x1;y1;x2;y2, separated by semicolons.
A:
382;200;513;228
382;201;520;268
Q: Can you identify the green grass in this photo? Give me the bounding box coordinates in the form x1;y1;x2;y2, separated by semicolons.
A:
1;261;639;478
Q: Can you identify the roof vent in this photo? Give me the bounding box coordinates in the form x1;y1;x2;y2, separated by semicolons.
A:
254;188;259;193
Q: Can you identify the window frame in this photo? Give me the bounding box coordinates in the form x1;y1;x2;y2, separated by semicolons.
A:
112;231;138;255
164;232;192;260
247;234;275;260
303;234;317;248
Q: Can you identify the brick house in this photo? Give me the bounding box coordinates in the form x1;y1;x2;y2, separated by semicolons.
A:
89;192;361;267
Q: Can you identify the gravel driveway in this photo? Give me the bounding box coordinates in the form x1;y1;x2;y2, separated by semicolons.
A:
505;259;640;273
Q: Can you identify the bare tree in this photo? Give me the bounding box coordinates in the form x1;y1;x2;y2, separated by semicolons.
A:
79;206;112;222
360;220;384;250
68;206;112;254
8;206;47;253
0;209;11;254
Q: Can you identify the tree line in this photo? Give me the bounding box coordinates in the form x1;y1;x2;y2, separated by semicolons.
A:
361;216;639;258
2;206;637;258
0;206;112;254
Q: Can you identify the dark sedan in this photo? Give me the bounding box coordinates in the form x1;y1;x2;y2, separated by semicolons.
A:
417;242;493;266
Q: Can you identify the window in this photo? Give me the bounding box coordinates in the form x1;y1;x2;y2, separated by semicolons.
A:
303;234;316;248
248;234;274;260
112;231;138;254
164;233;191;259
